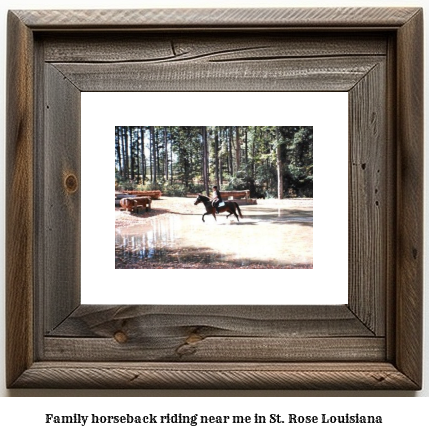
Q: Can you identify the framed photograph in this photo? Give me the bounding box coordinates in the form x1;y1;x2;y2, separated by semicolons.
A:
83;92;347;306
6;7;423;389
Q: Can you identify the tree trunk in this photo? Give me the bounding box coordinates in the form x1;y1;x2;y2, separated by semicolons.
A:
202;126;209;195
148;129;152;182
149;126;155;182
115;127;122;176
235;126;241;173
276;127;284;199
122;127;129;179
252;126;257;180
214;128;220;187
164;127;169;182
135;128;140;183
228;127;233;175
244;126;248;167
140;127;146;182
155;128;160;182
170;129;173;183
128;126;135;181
219;127;224;186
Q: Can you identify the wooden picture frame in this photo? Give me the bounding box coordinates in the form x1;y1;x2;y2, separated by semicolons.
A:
6;7;423;389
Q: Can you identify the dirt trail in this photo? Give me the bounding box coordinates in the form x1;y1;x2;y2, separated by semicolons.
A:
115;196;313;269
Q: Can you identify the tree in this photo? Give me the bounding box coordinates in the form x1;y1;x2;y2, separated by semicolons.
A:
150;126;156;183
114;126;313;198
213;127;220;187
164;127;169;182
276;126;283;199
235;126;241;173
140;127;146;182
115;126;122;177
202;126;209;195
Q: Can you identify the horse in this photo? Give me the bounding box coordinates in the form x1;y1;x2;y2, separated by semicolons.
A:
194;193;243;222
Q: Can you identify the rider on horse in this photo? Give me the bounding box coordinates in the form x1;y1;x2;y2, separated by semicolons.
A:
194;192;243;222
211;186;223;214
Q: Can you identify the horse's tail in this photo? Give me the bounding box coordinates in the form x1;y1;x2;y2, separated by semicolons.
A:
235;202;243;218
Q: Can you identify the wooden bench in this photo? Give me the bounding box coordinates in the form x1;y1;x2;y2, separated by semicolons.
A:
122;190;162;199
186;190;255;204
119;196;152;213
222;190;250;201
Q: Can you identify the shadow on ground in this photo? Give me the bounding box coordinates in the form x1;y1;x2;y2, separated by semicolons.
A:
115;245;312;269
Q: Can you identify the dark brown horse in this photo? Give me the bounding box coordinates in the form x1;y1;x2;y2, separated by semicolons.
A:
194;194;243;222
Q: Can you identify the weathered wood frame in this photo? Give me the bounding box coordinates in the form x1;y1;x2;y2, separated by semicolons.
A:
6;8;423;389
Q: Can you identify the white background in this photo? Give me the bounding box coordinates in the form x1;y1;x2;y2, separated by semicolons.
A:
82;92;348;305
0;0;428;428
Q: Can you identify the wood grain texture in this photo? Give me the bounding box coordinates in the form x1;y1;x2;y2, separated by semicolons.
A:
6;7;423;390
384;33;398;364
14;8;420;29
44;337;385;362
5;11;35;388
42;33;387;63
47;305;375;338
395;9;424;388
52;56;383;92
11;362;419;390
33;38;47;361
44;305;381;362
348;61;386;335
42;64;81;333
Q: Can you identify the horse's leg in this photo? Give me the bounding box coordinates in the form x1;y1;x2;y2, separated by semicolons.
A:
233;206;239;222
235;203;243;218
212;210;217;221
202;213;207;222
226;206;237;220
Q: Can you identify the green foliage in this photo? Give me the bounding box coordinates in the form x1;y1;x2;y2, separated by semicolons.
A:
223;172;247;191
115;174;139;191
187;183;206;194
141;181;164;191
162;181;206;197
115;126;313;198
162;183;188;197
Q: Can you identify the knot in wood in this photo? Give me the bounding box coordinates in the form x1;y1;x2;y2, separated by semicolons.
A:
186;333;203;344
64;174;78;193
114;331;128;343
